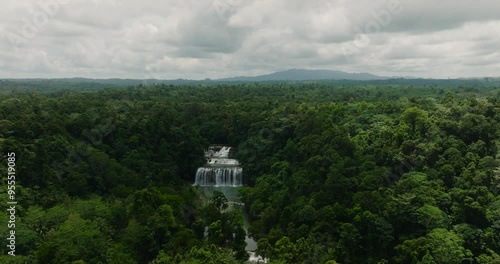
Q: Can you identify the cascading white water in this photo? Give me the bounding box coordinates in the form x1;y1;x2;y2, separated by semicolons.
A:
194;146;243;187
195;167;243;186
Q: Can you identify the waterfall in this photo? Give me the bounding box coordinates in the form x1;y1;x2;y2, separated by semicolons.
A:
195;167;243;186
194;146;243;187
194;146;262;263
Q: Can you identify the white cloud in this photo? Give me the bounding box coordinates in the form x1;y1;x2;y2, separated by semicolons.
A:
1;0;500;79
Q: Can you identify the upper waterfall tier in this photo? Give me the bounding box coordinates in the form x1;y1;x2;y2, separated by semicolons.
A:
205;146;232;158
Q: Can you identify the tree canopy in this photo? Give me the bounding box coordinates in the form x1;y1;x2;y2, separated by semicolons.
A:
0;81;499;263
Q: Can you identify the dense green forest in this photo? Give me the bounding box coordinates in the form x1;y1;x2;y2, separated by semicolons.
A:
0;82;499;263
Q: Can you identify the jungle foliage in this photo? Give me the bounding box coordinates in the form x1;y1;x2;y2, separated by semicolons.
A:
0;82;499;263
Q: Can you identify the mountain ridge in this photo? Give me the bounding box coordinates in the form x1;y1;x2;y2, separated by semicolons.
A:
217;69;386;81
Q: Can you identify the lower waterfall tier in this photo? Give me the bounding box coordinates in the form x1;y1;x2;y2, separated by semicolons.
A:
194;167;243;187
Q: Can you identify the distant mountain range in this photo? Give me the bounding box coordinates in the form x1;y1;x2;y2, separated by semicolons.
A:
2;70;499;89
217;69;385;81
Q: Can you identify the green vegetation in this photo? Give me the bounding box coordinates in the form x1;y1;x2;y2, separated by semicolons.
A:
0;81;499;263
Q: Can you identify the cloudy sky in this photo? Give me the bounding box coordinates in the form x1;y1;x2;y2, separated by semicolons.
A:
1;0;500;79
